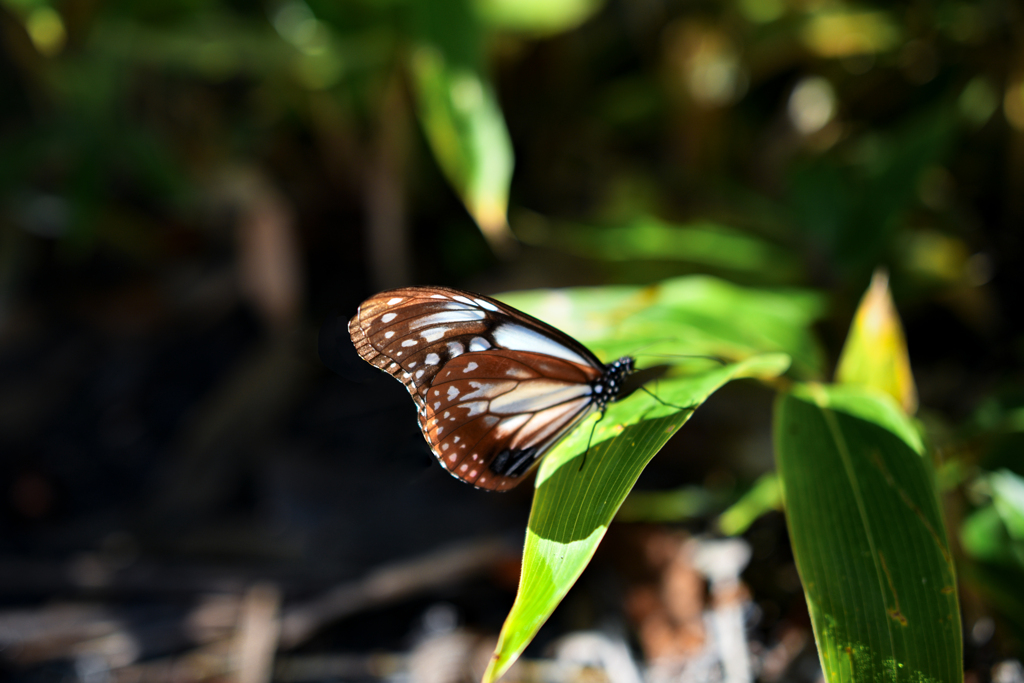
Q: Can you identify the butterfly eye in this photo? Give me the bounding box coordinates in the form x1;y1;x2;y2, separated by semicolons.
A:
349;286;636;491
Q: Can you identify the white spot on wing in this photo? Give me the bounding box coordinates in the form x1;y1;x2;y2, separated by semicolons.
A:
453;436;460;443
415;370;424;379
475;298;499;311
494;413;531;439
421;327;448;343
452;295;475;305
387;297;403;305
493;323;592;366
447;386;460;400
384;331;394;339
401;339;417;347
489;380;591;415
461;380;516;400
464;362;478;373
431;294;448;299
425;353;440;366
463;401;487;416
381;313;397;323
510;398;591;450
448;342;464;357
407;310;486;328
469;337;491;352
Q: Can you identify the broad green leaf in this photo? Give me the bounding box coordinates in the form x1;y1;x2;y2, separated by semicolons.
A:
775;383;961;683
483;353;791;682
499;275;827;378
409;0;515;253
836;270;918;413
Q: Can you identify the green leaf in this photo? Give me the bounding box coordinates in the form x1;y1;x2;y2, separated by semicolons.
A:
540;215;803;281
473;0;604;33
483;353;791;682
499;275;827;379
962;470;1024;568
775;383;961;683
409;0;515;253
835;269;918;414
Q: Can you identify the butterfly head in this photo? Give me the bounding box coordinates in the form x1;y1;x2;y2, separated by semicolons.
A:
593;356;636;410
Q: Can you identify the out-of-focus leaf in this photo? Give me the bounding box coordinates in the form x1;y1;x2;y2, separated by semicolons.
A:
717;472;782;536
775;383;961;683
473;0;603;33
991;469;1024;541
800;9;901;58
537;215;802;281
836;269;918;414
409;0;515;254
616;485;721;522
963;469;1024;566
484;353;791;683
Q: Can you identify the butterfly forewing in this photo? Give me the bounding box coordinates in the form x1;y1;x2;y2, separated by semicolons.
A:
348;286;632;490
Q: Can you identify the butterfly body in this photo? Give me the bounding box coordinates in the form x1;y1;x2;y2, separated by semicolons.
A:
349;286;635;491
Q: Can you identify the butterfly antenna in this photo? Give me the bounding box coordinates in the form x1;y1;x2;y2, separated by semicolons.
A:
634;352;727;364
639;385;697;413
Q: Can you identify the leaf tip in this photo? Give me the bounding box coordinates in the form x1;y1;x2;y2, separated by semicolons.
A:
836;268;918;414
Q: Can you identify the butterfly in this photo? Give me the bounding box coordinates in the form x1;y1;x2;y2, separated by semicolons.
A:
349;286;636;491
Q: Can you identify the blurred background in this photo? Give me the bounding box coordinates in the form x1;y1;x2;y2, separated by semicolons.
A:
0;0;1022;680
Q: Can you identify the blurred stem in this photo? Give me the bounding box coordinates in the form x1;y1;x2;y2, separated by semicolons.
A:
366;67;412;291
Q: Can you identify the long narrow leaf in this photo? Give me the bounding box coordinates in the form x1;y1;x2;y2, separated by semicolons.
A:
775;383;961;682
483;353;791;682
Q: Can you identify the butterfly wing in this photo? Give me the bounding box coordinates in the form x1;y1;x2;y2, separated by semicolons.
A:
421;349;601;490
348;286;606;489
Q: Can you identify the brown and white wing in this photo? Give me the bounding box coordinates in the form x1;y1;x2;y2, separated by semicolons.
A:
419;350;599;491
348;286;604;414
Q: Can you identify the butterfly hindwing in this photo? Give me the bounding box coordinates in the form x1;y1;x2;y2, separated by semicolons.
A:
419;350;600;490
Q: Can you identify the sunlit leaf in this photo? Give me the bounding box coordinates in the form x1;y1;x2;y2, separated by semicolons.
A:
775;383;961;683
500;275;827;379
482;353;790;682
836;269;918;414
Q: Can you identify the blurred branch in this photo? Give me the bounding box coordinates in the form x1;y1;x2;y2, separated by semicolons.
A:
279;537;514;648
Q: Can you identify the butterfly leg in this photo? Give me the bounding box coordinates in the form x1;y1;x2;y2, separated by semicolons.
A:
578;412;606;472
